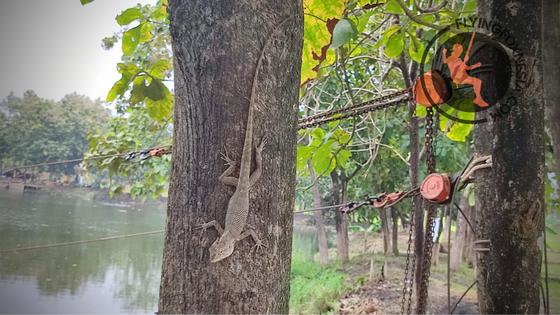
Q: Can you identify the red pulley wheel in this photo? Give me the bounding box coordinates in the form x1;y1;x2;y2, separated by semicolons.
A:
413;70;451;107
420;173;451;203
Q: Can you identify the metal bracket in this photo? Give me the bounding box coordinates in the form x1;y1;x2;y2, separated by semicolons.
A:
473;239;491;252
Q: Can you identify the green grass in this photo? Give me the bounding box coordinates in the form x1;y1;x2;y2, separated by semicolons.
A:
290;251;346;314
545;214;560;313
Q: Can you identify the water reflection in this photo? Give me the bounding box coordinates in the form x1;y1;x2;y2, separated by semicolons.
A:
0;191;322;313
0;190;165;313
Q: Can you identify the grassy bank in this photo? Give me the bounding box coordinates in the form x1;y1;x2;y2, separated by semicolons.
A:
290;251;346;314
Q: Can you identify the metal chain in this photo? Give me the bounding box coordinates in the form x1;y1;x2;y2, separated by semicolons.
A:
298;96;408;130
299;88;410;124
416;107;438;314
425;107;436;174
400;198;416;315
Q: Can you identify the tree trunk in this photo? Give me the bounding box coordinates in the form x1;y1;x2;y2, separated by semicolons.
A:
400;61;424;293
463;203;475;266
308;161;329;266
391;207;399;255
159;2;303;313
431;208;446;266
543;0;560;171
474;1;544;313
379;207;391;255
450;198;468;270
330;171;349;262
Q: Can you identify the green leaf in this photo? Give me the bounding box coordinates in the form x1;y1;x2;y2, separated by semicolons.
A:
311;143;334;175
374;25;400;50
464;0;477;12
122;23;152;56
446;120;473;142
385;31;405;58
107;77;130;102
296;146;314;174
420;15;436;24
546;226;558;235
330;19;357;49
122;25;141;55
145;79;167;101
146;90;172;122
149;59;171;78
407;33;426;63
335;148;352;167
130;76;147;105
301;0;346;84
117;62;140;78
116;8;142;26
310;127;326;146
385;0;404;14
415;105;427;117
437;99;476;142
80;0;94;5
151;1;168;21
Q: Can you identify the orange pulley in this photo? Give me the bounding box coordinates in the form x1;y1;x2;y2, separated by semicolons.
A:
420;173;452;204
413;70;452;107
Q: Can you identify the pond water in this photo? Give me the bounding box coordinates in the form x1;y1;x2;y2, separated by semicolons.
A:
0;190;318;313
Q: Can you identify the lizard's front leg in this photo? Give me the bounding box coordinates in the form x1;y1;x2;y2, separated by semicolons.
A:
196;220;224;235
238;228;267;252
218;148;239;187
249;136;267;187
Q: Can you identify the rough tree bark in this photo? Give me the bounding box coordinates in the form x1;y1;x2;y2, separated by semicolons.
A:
158;1;303;313
330;171;349;262
474;1;544;313
543;0;560;171
308;161;329;265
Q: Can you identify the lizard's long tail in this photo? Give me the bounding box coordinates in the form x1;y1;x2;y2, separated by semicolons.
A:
238;17;293;181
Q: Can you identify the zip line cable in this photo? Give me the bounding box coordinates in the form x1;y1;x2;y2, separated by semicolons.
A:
0;230;165;254
2;145;172;174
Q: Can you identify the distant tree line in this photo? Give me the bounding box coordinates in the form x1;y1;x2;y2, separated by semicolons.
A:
0;90;109;175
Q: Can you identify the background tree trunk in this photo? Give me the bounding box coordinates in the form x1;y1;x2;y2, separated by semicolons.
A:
398;59;423;293
463;203;476;267
158;2;303;313
331;171;350;262
474;1;544;313
450;198;468;270
391;207;399;255
379;207;391;255
308;161;329;265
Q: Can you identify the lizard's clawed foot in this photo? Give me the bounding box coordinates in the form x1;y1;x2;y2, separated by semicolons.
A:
221;147;237;167
252;240;267;254
195;222;209;233
256;136;268;153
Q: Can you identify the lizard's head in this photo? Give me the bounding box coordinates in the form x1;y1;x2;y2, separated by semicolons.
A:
209;231;235;263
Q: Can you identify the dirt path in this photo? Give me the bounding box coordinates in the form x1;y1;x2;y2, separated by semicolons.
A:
337;233;479;314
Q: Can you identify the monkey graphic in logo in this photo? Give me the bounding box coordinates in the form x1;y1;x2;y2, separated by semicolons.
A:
415;27;513;124
442;32;488;108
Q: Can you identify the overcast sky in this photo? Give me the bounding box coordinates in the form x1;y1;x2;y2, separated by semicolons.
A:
0;0;151;101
